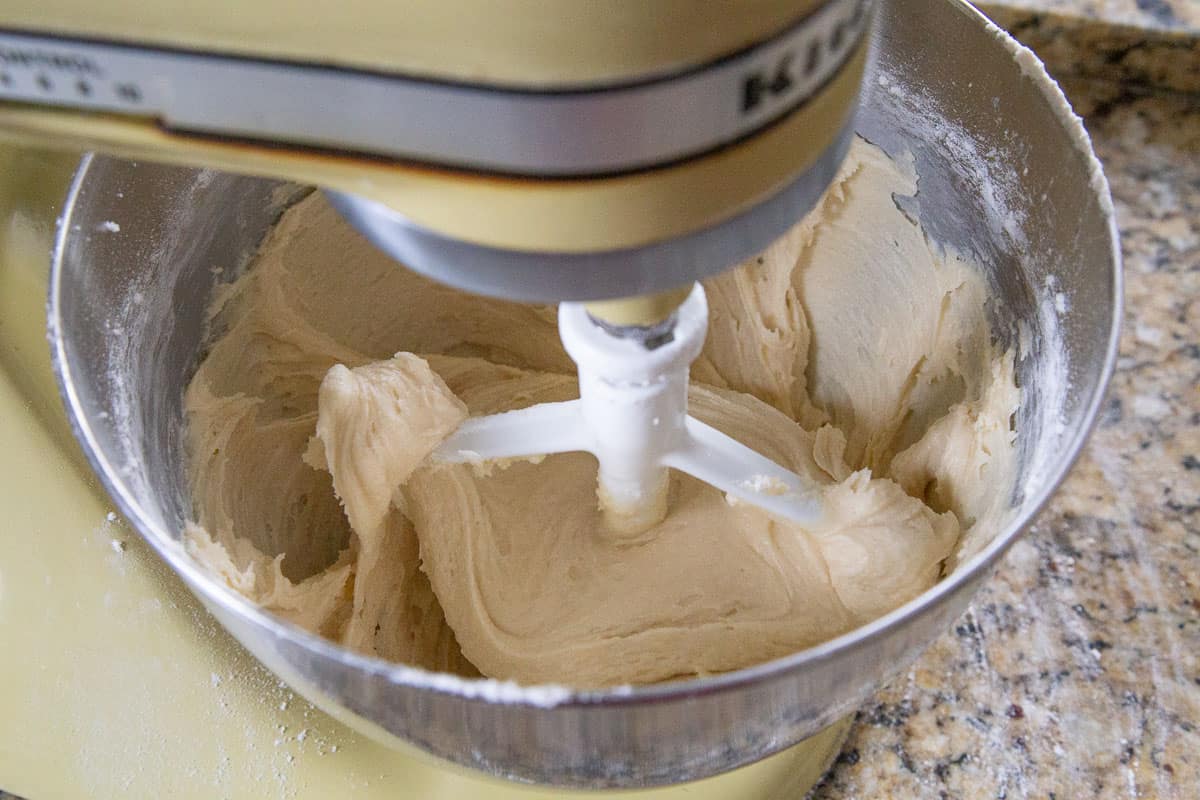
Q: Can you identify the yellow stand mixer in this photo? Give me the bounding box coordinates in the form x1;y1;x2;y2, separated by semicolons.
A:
0;0;873;793
1;0;870;532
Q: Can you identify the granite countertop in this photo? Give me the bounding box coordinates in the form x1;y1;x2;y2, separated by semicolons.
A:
812;3;1200;797
985;0;1200;32
982;0;1200;93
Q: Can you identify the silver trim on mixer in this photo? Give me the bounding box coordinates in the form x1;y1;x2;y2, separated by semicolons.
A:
325;121;856;301
0;0;869;176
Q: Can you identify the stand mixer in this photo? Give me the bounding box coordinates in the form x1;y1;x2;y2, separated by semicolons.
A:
0;0;874;789
1;0;869;531
1;0;1123;793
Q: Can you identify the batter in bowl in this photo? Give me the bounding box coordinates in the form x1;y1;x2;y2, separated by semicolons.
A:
184;138;1020;687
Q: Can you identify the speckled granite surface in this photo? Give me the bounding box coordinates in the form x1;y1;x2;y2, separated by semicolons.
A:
978;0;1200;92
982;0;1200;31
810;72;1200;800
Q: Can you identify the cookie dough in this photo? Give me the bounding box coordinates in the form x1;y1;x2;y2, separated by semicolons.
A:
185;138;1019;687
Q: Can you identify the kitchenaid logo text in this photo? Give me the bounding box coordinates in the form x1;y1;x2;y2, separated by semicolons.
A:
0;46;101;75
741;54;795;114
739;0;869;115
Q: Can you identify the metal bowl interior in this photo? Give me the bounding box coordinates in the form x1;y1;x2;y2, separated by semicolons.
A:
48;0;1120;789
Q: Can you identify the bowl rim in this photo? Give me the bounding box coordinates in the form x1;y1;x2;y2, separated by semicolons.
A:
47;0;1123;712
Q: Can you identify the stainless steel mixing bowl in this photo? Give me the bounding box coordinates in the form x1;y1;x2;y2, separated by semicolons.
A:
48;0;1120;789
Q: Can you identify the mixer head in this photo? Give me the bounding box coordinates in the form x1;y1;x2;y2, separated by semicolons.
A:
0;0;872;304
